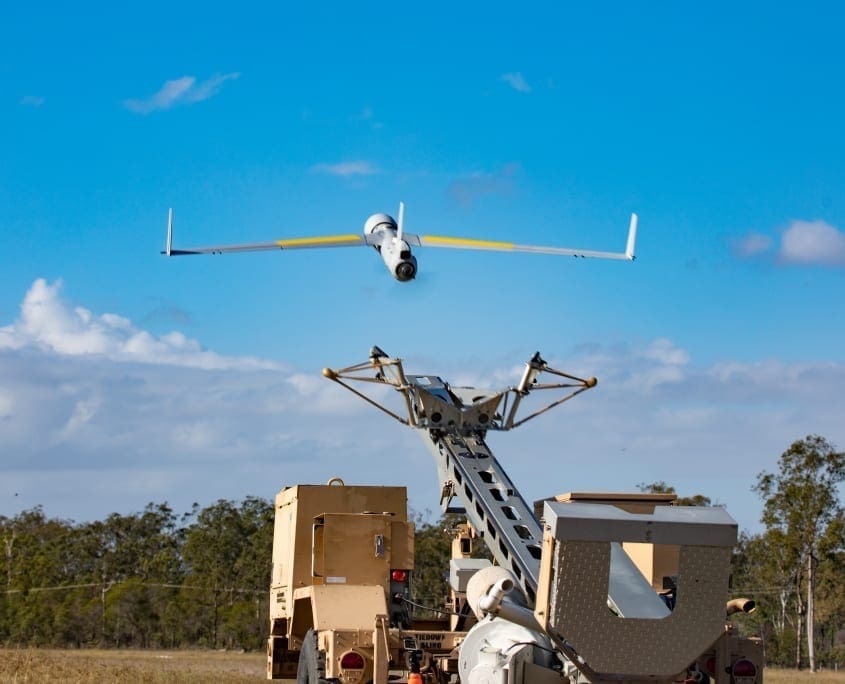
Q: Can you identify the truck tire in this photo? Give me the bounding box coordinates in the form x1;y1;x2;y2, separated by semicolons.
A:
297;629;336;684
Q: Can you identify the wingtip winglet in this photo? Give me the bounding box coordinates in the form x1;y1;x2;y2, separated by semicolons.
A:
165;208;173;257
626;212;638;260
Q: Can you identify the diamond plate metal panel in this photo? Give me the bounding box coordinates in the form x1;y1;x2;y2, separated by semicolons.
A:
548;541;730;680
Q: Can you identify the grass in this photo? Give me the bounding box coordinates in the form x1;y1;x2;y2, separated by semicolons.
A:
0;648;265;683
766;669;845;683
1;650;843;683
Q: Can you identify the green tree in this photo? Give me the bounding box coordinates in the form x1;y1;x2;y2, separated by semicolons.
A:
410;513;457;616
0;507;79;645
636;481;712;506
0;497;271;650
81;503;185;647
411;512;491;619
182;497;272;649
812;545;845;665
753;435;845;671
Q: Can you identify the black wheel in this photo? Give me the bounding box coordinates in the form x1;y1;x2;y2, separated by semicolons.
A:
297;629;336;684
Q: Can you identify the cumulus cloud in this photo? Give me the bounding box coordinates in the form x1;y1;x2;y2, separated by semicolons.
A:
732;220;845;267
501;72;532;93
779;219;845;267
310;161;379;177
1;279;843;533
123;72;240;114
641;337;689;366
58;397;102;440
449;162;521;207
439;339;845;532
0;279;278;370
0;279;396;521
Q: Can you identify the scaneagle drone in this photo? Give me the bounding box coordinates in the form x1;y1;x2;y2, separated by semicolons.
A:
162;204;637;281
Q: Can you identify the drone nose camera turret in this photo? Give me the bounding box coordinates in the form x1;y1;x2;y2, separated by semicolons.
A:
394;259;417;282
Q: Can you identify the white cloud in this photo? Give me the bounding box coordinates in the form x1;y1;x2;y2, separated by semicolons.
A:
641;337;689;366
1;279;843;534
731;232;772;258
123;72;240;114
310;161;379;177
731;220;845;267
779;219;845;267
58;397;102;440
0;279;396;521
0;278;279;370
501;72;532;93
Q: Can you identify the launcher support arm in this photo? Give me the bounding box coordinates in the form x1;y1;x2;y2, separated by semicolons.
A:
322;347;599;602
322;347;597;433
322;348;415;426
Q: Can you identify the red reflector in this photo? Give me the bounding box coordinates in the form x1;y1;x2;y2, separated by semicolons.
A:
704;657;716;675
391;569;408;582
732;659;757;678
341;651;365;669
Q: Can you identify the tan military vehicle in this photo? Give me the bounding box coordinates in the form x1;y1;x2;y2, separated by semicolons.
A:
267;349;763;684
267;478;469;683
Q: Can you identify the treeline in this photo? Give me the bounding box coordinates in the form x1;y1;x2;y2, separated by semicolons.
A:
0;494;458;652
730;435;845;670
1;435;843;670
0;497;273;650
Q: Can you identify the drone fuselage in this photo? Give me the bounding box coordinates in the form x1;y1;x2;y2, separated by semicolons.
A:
363;213;418;281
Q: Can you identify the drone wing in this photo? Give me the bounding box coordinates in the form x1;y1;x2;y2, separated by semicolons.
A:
408;213;638;261
162;209;372;256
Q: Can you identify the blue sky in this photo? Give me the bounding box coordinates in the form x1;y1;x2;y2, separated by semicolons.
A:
2;3;844;532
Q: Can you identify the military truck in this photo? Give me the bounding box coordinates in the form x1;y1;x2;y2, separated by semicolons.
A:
267;478;469;683
267;349;763;683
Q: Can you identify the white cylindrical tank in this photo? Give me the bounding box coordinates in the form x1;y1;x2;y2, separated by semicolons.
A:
461;567;575;684
466;566;527;618
458;619;544;684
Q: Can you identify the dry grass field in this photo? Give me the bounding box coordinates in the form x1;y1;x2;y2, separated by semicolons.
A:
0;650;843;683
763;670;845;683
0;648;265;682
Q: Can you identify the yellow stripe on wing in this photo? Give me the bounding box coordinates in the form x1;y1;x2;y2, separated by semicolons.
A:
275;234;363;248
420;235;515;250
